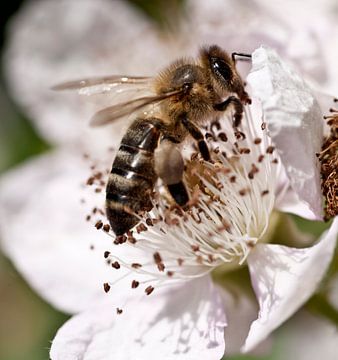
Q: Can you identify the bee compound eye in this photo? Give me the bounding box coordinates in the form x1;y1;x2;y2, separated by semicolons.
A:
211;57;232;82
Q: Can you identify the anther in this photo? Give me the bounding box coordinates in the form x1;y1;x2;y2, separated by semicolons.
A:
103;283;111;293
145;286;154;295
95;220;103;230
131;280;139;288
112;261;120;269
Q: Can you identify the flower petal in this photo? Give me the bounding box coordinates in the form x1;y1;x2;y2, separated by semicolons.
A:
242;216;338;352
0;150;129;313
277;310;338;360
4;0;175;145
50;276;226;360
219;287;272;356
247;46;324;219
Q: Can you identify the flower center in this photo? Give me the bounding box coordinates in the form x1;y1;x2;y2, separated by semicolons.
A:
99;105;280;289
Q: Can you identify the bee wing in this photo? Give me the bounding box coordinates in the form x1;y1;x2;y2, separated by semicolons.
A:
90;90;183;127
52;75;153;96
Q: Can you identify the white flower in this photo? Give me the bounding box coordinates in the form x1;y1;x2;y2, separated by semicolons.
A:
1;0;338;359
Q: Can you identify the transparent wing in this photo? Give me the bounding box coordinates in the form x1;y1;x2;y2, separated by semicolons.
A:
90;89;183;127
52;75;153;95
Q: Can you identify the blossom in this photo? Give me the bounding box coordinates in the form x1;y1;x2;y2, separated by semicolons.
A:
1;0;338;359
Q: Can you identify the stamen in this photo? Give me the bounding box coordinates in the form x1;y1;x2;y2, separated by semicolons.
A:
96;107;279;290
319;103;338;220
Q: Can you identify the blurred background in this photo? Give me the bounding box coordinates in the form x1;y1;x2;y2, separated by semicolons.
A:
0;1;336;360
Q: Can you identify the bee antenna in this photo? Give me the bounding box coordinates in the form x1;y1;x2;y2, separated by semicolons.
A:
232;52;252;62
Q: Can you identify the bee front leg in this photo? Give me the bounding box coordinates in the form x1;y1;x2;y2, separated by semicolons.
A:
181;117;211;162
213;96;244;127
154;139;189;207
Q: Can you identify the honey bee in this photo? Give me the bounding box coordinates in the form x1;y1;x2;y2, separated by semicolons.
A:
54;45;251;236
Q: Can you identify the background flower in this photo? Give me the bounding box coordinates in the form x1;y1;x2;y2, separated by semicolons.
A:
0;1;337;359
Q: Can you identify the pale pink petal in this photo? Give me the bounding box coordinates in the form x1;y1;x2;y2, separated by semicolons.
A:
275;185;320;221
219;288;272;356
242;217;338;353
4;0;175;145
247;47;324;219
186;0;331;83
277;310;338;360
50;276;226;360
0;150;132;313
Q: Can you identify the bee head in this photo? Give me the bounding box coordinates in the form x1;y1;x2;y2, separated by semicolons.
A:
201;45;251;104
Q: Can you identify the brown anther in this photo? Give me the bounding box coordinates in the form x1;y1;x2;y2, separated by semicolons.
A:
266;146;275;154
208;254;215;263
261;190;269;196
131;263;142;269
205;132;214;140
103;283;110;293
87;176;95;185
213;147;220;154
235;131;246;140
239;189;247;196
94;188;102;193
239;148;251;154
90;244;94;250
114;235;127;245
153;252;163;264
112;261;120;269
254;138;262;145
261;122;266;130
103;224;110;232
157;263;165;272
136;223;147;233
131;280;139;289
230;175;236;183
320;108;338;219
83;153;90;159
95;220;103;230
86;215;91;221
177;258;184;266
167;271;174;277
218;132;228;142
116;308;123;315
272;159;279;164
127;235;137;244
92;207;98;214
104;251;110;258
145;286;154;295
258;154;264;163
146;218;154;226
191;244;200;252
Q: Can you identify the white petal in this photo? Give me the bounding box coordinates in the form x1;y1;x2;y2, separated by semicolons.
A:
242;217;338;352
50;276;226;360
247;47;324;219
276;310;338;360
4;0;175;145
0;150;129;313
219;287;272;356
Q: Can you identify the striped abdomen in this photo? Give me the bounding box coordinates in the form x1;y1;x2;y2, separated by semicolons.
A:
106;118;161;235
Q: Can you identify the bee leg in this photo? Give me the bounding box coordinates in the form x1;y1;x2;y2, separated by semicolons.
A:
154;139;189;207
181;117;211;161
213;96;244;127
